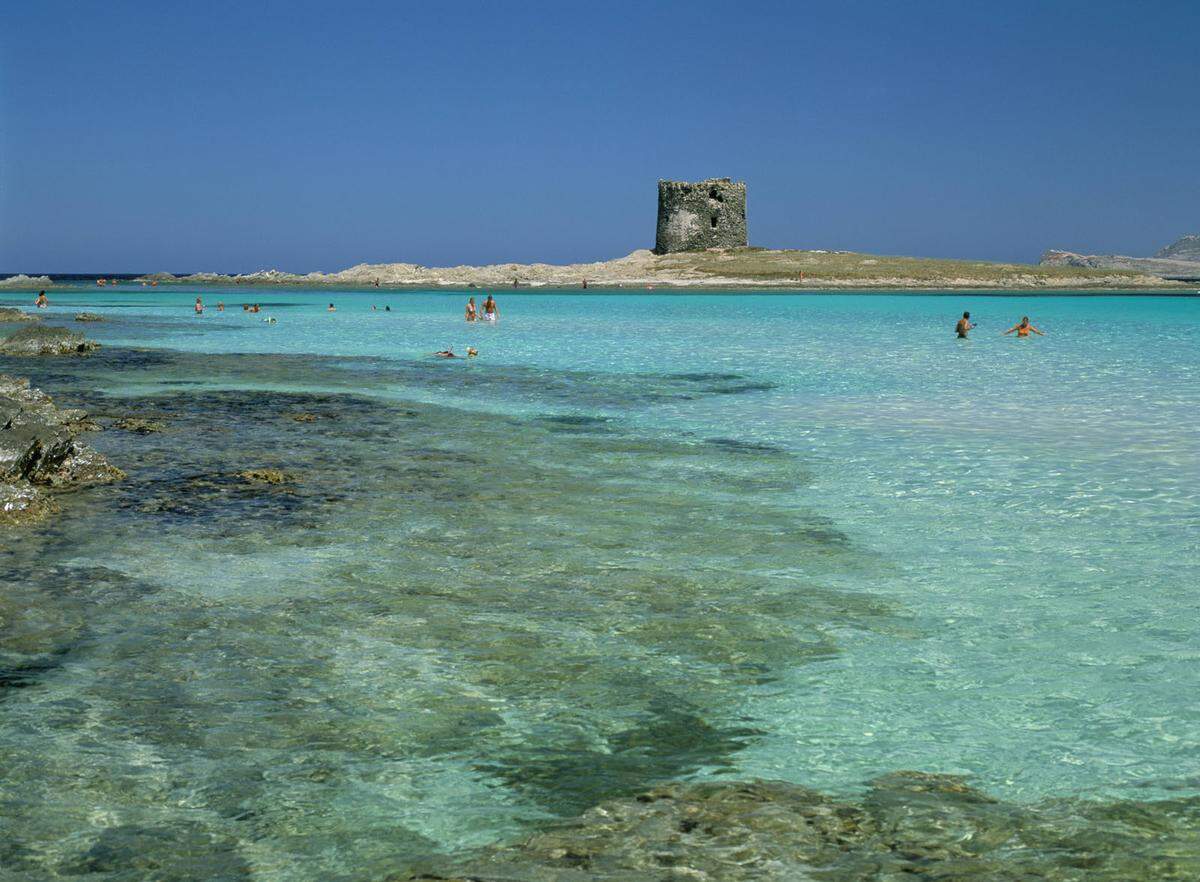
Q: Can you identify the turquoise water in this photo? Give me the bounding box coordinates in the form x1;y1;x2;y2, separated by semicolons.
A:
2;287;1198;877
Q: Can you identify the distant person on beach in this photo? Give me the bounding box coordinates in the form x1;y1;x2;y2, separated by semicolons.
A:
955;311;975;338
482;294;498;321
35;291;48;308
194;297;204;315
465;297;477;321
1004;316;1044;338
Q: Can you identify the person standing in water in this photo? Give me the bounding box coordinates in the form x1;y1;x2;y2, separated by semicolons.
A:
34;291;48;308
1004;316;1044;337
194;297;204;315
465;297;477;321
955;311;975;338
482;294;498;321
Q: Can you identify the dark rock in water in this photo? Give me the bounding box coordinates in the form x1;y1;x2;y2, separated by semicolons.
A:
73;312;105;322
112;417;166;434
0;374;123;526
237;468;294;485
0;480;58;526
0;325;99;356
407;774;1200;881
0;307;39;323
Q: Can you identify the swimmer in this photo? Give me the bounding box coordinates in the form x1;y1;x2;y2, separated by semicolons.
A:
327;303;336;312
263;316;277;324
34;291;48;308
467;347;478;357
1003;316;1044;337
217;302;225;312
242;303;250;311
433;350;458;358
465;296;477;321
194;297;204;315
955;311;975;338
385;305;391;312
251;304;261;313
482;294;498;321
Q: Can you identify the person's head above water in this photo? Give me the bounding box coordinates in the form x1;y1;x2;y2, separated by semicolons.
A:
963;311;970;319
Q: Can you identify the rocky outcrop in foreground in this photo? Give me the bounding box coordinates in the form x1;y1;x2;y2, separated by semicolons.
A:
405;774;1200;881
0;375;123;526
0;307;40;323
0;325;100;356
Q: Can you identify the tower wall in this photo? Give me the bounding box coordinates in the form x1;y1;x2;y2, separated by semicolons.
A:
654;178;747;254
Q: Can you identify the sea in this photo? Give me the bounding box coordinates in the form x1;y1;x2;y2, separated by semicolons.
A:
2;285;1198;879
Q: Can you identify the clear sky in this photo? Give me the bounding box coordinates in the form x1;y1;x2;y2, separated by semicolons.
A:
2;0;1197;272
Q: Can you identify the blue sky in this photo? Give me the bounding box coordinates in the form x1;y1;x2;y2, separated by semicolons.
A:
2;0;1197;272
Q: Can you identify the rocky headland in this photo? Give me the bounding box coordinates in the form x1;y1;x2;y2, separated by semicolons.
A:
0;374;124;526
134;247;1184;291
1040;233;1200;278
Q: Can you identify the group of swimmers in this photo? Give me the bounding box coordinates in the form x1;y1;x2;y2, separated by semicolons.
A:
956;312;1046;339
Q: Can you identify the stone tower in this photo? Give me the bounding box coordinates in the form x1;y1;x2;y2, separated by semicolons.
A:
654;178;747;254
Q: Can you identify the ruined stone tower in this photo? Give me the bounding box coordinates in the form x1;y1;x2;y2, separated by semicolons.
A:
654;178;747;254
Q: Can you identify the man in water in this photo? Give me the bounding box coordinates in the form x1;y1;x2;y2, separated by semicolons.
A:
1004;316;1044;337
482;294;498;321
955;311;975;338
34;291;48;308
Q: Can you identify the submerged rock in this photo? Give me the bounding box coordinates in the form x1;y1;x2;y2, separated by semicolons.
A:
112;417;166;434
1;374;123;527
237;468;294;485
0;325;99;356
0;307;40;323
74;312;105;322
407;774;1200;881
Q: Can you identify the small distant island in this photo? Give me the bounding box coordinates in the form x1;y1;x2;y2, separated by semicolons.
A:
4;180;1195;291
128;247;1185;291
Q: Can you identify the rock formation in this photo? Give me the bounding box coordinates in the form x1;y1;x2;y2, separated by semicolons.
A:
1040;233;1200;277
0;325;100;356
0;308;40;323
655;178;748;253
0;375;124;526
1154;233;1200;262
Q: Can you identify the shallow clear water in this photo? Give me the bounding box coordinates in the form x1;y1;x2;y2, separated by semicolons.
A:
2;286;1198;878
